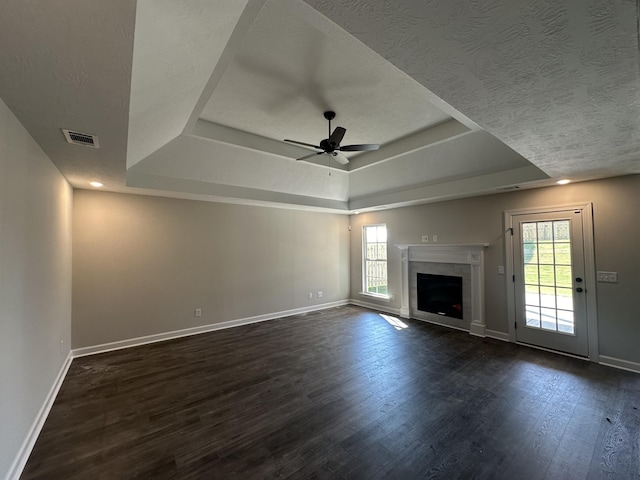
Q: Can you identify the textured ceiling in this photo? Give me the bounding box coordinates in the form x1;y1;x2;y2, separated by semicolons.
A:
0;0;638;213
306;0;640;180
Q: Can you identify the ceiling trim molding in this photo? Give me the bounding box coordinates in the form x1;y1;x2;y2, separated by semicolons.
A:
190;120;349;171
349;165;549;211
191;118;475;173
126;170;350;212
348;119;472;171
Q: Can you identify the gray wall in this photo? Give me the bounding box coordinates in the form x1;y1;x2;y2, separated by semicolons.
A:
349;175;640;364
0;98;72;478
72;191;350;348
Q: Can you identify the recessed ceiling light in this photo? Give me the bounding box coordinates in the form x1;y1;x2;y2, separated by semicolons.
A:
556;179;570;185
89;181;103;188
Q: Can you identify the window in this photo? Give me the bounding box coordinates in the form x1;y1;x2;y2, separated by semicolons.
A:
363;224;388;296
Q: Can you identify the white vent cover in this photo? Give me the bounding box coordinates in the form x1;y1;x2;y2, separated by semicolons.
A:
62;129;99;148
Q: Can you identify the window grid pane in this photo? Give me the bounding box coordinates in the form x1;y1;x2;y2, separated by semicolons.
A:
363;225;388;296
521;220;575;335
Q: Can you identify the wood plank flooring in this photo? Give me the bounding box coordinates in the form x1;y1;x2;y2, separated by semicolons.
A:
22;306;640;479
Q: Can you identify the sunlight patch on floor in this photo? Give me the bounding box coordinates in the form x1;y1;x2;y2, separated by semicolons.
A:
380;314;408;330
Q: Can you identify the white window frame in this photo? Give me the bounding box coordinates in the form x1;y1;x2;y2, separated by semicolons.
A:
361;224;390;300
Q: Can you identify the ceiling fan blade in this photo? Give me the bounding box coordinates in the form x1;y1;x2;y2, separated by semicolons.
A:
339;144;380;152
297;152;324;161
284;139;322;150
333;152;350;165
328;126;346;146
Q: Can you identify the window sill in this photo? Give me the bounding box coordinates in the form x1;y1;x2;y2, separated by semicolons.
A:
359;292;393;302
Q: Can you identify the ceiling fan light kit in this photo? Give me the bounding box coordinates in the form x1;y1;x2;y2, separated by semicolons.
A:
284;111;380;165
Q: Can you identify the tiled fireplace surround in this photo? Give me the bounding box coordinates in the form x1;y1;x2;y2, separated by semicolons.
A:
396;244;489;336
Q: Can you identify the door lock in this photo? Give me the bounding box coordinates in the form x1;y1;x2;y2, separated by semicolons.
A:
576;287;584;292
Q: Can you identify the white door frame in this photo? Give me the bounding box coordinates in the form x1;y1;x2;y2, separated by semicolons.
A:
504;203;599;361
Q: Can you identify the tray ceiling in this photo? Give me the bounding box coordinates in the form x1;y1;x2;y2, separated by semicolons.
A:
1;0;638;213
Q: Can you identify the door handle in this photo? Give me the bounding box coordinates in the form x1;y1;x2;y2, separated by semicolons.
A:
576;287;584;292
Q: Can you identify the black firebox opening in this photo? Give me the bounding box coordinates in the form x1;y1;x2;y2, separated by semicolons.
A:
417;273;463;320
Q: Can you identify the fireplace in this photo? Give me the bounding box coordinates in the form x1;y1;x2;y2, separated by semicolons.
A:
417;273;463;319
396;243;488;336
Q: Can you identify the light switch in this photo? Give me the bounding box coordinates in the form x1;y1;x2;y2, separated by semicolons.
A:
597;271;618;283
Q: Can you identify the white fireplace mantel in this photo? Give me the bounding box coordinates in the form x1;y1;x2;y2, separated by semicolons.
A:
396;243;489;337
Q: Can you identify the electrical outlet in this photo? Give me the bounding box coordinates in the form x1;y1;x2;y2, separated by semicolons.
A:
422;235;429;242
308;292;313;299
433;235;438;242
195;308;202;317
597;271;618;283
497;265;505;275
317;291;323;298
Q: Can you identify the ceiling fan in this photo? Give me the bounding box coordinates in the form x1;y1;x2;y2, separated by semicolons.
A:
284;111;380;165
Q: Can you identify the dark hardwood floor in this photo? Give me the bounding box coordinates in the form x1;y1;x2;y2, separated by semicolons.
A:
22;306;640;479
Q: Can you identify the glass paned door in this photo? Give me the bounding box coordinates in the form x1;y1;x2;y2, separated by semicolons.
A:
513;210;588;356
522;220;575;334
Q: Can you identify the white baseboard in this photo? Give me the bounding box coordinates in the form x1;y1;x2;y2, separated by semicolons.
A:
6;352;73;480
72;300;349;358
486;329;510;342
599;355;640;374
348;298;401;316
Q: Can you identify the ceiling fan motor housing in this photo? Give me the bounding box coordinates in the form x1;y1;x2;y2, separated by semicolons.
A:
320;138;336;152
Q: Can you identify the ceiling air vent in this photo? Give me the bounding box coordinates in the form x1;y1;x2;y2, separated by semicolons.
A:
62;129;99;148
